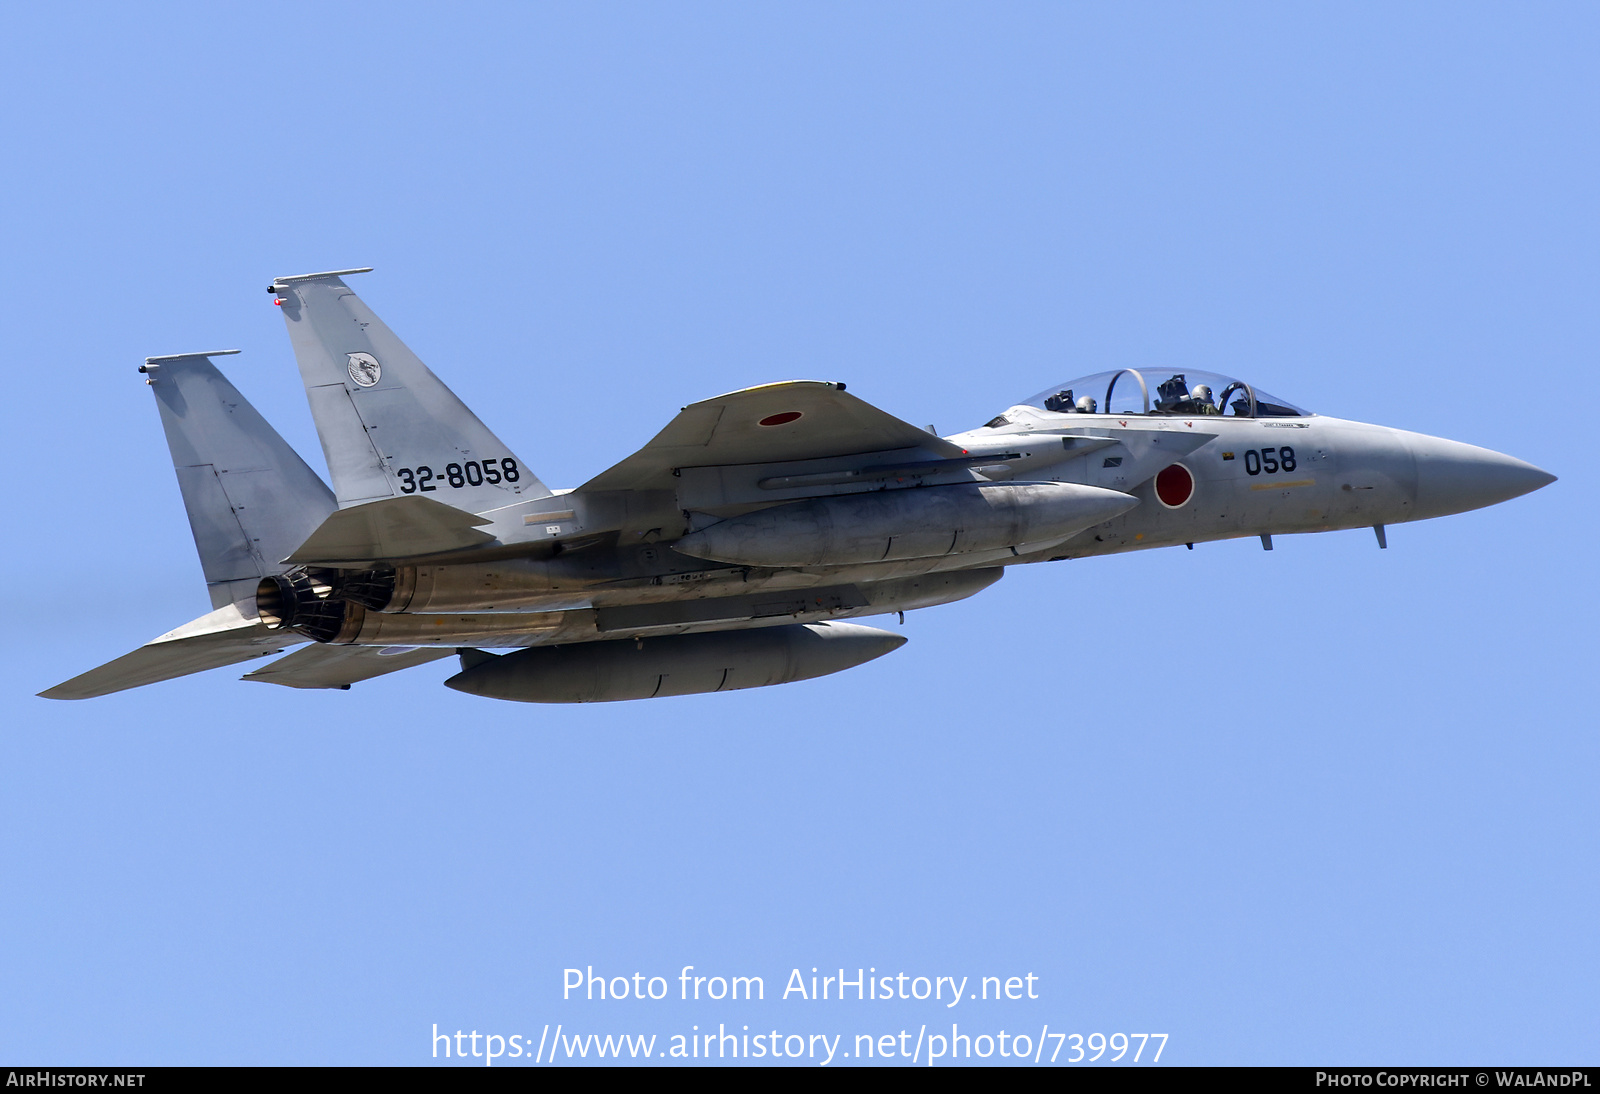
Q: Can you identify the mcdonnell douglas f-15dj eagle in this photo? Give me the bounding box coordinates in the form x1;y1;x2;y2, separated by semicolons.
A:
43;269;1556;703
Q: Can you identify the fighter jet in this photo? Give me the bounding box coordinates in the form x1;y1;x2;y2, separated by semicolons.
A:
42;268;1556;703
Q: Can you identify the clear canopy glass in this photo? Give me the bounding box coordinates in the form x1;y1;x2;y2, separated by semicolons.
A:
1022;369;1308;418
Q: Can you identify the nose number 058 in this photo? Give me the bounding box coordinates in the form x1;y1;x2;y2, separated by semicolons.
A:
1242;446;1296;476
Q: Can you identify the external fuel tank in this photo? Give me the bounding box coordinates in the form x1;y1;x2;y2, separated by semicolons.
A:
443;621;906;703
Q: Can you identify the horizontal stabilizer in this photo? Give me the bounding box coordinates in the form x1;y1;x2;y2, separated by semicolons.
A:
40;604;303;700
241;644;453;690
283;494;496;565
582;381;965;492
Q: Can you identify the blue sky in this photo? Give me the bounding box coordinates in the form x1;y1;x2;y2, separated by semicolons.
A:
1;2;1594;1066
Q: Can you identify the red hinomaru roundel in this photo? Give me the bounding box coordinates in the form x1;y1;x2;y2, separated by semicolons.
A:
759;411;803;426
1155;463;1194;508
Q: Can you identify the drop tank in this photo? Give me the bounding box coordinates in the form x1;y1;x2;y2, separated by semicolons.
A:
443;622;906;703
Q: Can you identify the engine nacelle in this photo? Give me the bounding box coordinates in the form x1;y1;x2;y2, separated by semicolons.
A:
376;560;563;613
443;622;906;703
318;559;590;614
257;571;576;645
672;482;1138;568
256;559;569;618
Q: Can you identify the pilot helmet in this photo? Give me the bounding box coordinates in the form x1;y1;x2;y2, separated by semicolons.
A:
1075;395;1097;413
1191;383;1212;404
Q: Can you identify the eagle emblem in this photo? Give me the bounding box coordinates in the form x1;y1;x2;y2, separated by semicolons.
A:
346;352;382;388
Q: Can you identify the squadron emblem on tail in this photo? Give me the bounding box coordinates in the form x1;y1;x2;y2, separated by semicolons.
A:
346;352;382;388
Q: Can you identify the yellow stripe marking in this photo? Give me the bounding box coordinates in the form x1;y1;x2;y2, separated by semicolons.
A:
1251;478;1315;491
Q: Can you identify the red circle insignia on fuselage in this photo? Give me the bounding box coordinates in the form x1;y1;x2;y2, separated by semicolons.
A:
759;411;804;426
1155;463;1195;508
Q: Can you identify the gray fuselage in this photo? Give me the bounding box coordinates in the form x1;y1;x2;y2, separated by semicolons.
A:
299;405;1551;653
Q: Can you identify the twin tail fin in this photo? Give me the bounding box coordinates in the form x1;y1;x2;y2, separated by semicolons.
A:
143;351;337;609
269;269;552;513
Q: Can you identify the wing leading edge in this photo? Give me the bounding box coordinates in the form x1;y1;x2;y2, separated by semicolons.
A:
580;381;965;493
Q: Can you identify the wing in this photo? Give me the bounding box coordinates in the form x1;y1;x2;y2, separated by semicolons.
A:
240;644;454;690
580;381;965;493
39;604;304;700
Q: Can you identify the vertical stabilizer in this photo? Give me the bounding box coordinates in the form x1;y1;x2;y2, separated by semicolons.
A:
143;352;337;608
270;269;552;513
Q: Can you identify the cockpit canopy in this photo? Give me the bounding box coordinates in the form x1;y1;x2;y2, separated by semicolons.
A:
1022;369;1308;419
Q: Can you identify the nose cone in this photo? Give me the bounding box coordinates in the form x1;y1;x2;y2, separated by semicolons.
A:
1407;433;1556;521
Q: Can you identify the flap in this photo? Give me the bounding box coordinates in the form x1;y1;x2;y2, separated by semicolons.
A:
580;381;965;492
283;495;496;566
241;643;454;689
